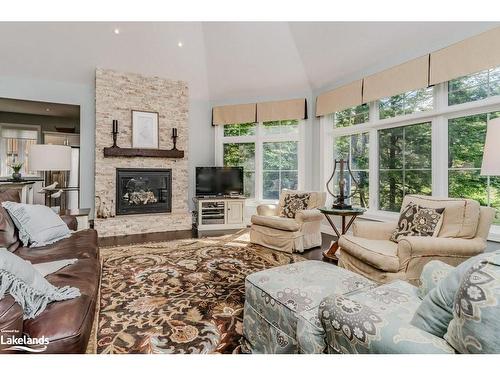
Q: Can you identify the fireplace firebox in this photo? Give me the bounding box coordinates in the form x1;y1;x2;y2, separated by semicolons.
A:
116;168;172;215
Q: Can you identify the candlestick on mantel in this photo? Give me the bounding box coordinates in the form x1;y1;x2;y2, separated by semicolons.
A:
171;128;178;150
112;120;118;148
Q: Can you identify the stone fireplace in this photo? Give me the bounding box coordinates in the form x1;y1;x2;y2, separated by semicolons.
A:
94;69;191;237
115;168;172;215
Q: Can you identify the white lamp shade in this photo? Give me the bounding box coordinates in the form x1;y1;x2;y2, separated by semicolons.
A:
29;144;72;171
481;117;500;176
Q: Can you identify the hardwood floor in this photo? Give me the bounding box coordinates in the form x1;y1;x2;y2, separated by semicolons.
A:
98;229;195;247
99;227;499;257
98;227;336;261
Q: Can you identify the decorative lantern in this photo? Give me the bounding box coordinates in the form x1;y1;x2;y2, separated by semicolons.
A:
326;159;364;209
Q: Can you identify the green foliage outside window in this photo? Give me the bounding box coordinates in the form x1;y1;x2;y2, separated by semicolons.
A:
334;104;369;128
379;87;433;120
334;133;369;208
263;141;298;200
448;112;500;224
448;67;500;106
378;122;432;212
223;123;256;137
263;119;299;135
223;143;255;198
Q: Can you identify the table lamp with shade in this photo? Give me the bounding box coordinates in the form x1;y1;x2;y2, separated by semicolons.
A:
481;117;500;223
481;117;500;177
29;144;72;196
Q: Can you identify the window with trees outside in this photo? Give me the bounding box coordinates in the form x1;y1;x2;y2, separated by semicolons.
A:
379;87;433;119
219;120;302;201
448;67;500;106
333;133;369;207
263;141;298;200
448;111;500;224
223;142;256;198
223;122;256;137
334;104;369;128
324;64;500;232
378;122;432;211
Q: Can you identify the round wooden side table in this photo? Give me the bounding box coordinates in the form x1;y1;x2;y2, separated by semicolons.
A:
319;207;366;262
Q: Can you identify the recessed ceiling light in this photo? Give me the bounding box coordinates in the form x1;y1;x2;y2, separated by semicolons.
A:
45;108;50;112
114;28;120;35
177;41;183;47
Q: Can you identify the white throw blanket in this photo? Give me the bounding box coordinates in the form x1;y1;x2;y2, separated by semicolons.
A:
33;258;78;277
0;249;80;319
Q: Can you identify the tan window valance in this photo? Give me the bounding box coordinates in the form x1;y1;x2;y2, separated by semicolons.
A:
213;99;308;125
257;98;307;122
212;103;257;126
363;55;430;103
430;26;500;85
315;80;363;117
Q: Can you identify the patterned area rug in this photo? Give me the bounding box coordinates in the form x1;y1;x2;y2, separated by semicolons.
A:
91;231;303;354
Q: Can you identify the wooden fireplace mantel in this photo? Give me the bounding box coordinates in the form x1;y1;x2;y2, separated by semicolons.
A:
103;147;184;158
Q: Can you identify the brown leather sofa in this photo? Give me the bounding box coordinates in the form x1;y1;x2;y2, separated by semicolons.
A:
0;190;100;354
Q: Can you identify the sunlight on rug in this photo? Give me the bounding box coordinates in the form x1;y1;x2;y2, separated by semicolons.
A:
88;231;303;354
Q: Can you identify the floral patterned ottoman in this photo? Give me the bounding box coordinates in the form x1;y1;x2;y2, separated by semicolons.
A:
318;280;455;354
241;260;375;353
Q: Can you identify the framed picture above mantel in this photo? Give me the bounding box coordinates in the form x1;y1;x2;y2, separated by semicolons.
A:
132;110;159;149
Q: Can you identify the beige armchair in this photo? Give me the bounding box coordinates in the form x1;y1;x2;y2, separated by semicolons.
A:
250;190;326;253
338;195;496;285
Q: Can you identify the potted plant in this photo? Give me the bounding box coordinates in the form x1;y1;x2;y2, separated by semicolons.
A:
9;161;23;181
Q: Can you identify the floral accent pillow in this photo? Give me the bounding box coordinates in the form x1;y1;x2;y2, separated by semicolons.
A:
390;203;419;242
390;203;445;242
410;253;488;338
417;260;454;300
445;251;500;353
280;193;310;218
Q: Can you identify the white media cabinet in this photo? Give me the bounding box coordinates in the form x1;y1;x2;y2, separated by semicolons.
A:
193;196;246;231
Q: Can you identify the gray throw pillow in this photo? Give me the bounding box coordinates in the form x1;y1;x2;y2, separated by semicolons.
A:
417;260;454;300
411;252;490;337
2;201;71;248
0;248;80;319
445;251;500;353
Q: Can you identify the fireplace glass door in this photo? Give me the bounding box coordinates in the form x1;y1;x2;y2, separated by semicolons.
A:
116;168;172;215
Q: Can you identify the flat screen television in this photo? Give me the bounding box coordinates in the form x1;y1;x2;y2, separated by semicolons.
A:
195;167;244;197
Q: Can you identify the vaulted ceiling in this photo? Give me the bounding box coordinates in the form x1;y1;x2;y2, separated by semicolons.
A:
0;22;498;103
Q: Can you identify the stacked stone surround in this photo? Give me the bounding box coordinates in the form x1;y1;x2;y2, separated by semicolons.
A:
94;68;191;237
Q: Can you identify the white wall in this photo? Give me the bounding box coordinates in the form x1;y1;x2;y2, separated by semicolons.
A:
187;98;214;208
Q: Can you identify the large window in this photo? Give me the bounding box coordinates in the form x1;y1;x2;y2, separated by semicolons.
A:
448;112;500;224
334;104;369;128
263;141;298;199
223;143;255;198
219;120;302;201
379;87;433;120
448;67;500;106
333;133;369;207
0;127;38;177
324;64;500;234
223;123;256;137
378;123;432;211
263;119;299;135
